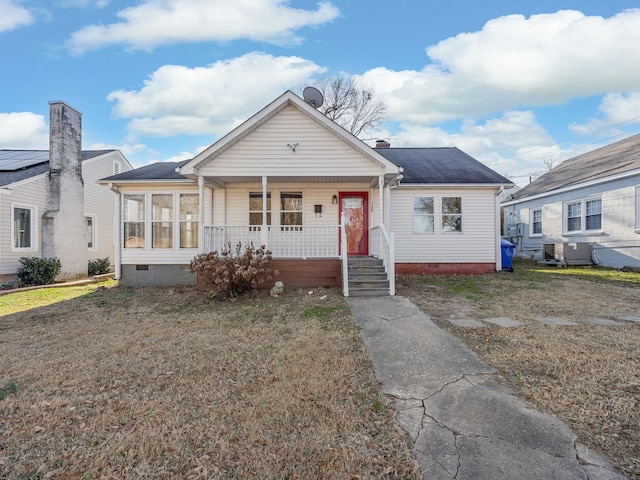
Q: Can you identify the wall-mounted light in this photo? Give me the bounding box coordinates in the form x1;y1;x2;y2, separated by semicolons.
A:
332;194;338;205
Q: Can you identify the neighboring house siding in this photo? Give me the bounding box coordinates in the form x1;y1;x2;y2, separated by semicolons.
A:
390;187;498;264
82;152;132;265
199;106;384;178
0;175;47;275
506;176;640;267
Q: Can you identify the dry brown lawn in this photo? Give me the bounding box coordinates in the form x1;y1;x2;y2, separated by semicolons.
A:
397;259;640;479
0;285;420;479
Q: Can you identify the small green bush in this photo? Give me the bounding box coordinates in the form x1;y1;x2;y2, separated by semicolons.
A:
88;257;111;276
16;257;61;287
190;243;278;300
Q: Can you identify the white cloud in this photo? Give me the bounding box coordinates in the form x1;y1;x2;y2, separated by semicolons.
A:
0;112;48;149
67;0;340;54
107;52;325;137
359;9;640;124
0;0;34;33
569;92;640;135
59;0;110;8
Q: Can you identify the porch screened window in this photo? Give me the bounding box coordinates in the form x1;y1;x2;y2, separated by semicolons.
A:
531;208;542;235
124;194;145;248
280;192;303;229
13;207;33;248
249;192;271;227
180;194;199;248
442;197;462;233
413;197;434;233
152;194;173;248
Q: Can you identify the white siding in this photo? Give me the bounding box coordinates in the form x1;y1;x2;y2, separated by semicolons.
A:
0;175;46;275
83;152;132;264
507;175;640;267
199;106;385;178
390;186;499;263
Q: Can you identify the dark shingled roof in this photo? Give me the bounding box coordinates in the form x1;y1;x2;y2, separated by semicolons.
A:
508;133;640;202
100;159;191;182
0;149;115;187
375;147;512;185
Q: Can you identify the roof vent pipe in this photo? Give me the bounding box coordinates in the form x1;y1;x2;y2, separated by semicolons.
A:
375;139;390;148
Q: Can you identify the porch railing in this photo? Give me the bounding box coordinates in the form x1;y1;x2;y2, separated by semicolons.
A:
204;225;340;258
372;224;396;295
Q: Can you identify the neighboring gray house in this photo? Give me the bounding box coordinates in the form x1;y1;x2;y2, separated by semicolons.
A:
502;133;640;268
0;102;132;282
100;91;513;293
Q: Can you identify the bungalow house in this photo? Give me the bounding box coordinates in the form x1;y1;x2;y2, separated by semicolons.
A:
502;133;640;268
0;101;132;283
100;91;513;295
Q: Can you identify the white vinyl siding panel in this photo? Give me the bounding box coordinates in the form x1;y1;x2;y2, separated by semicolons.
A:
199;106;385;178
0;176;46;274
390;187;498;263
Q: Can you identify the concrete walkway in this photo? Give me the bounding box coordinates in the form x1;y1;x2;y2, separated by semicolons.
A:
346;296;626;480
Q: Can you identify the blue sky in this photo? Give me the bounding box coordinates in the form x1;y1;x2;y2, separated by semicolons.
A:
2;0;640;186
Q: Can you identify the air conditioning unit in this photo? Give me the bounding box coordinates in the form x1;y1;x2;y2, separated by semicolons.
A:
541;243;593;266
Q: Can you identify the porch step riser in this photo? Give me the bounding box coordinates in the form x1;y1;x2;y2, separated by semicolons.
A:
349;289;390;297
348;267;386;275
349;274;388;282
349;281;389;288
347;257;384;266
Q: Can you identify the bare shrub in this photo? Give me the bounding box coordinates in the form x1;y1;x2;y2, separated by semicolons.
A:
190;243;278;300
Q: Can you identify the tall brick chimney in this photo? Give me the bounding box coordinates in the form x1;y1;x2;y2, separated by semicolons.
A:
41;101;87;280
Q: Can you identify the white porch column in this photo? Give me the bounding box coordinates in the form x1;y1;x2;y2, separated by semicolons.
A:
378;176;384;226
198;176;205;253
261;176;268;247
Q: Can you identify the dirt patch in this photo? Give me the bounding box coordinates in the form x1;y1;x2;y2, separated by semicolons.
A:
0;286;420;479
397;260;640;479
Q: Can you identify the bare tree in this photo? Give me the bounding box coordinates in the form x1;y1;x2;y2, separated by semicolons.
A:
302;75;387;137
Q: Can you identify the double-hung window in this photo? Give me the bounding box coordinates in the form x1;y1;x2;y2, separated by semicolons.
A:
12;205;36;250
249;192;271;230
152;194;173;248
180;194;199;248
413;197;434;233
280;192;303;230
442;197;462;233
124;194;145;248
531;208;542;236
564;198;602;234
86;215;96;249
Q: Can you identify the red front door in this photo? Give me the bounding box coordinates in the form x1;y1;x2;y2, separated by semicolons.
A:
339;192;368;255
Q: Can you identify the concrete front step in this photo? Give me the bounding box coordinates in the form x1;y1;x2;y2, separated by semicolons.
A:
348;287;391;297
349;273;388;282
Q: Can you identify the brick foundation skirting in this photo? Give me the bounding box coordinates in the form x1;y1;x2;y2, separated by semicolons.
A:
395;262;496;275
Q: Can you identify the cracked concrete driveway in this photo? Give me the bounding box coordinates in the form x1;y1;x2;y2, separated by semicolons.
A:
347;296;626;480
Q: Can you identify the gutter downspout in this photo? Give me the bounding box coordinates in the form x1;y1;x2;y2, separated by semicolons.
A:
108;182;122;280
198;176;205;253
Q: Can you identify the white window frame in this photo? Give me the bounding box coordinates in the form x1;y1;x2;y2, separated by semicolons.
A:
11;203;38;252
530;208;542;237
441;196;463;234
413;196;435;234
280;191;303;230
123;192;199;250
563;197;602;235
85;214;97;250
249;191;271;229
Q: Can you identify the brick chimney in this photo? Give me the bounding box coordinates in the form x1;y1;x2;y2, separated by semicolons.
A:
41;101;87;280
375;139;390;148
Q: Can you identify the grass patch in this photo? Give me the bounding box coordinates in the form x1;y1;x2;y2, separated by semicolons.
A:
0;285;420;479
0;379;17;400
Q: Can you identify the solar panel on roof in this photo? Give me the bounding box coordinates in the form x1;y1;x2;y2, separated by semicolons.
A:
0;150;49;171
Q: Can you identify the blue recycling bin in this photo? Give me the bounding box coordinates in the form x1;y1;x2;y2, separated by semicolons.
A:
501;239;515;272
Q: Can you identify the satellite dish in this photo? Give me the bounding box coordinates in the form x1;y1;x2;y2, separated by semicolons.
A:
303;86;324;108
